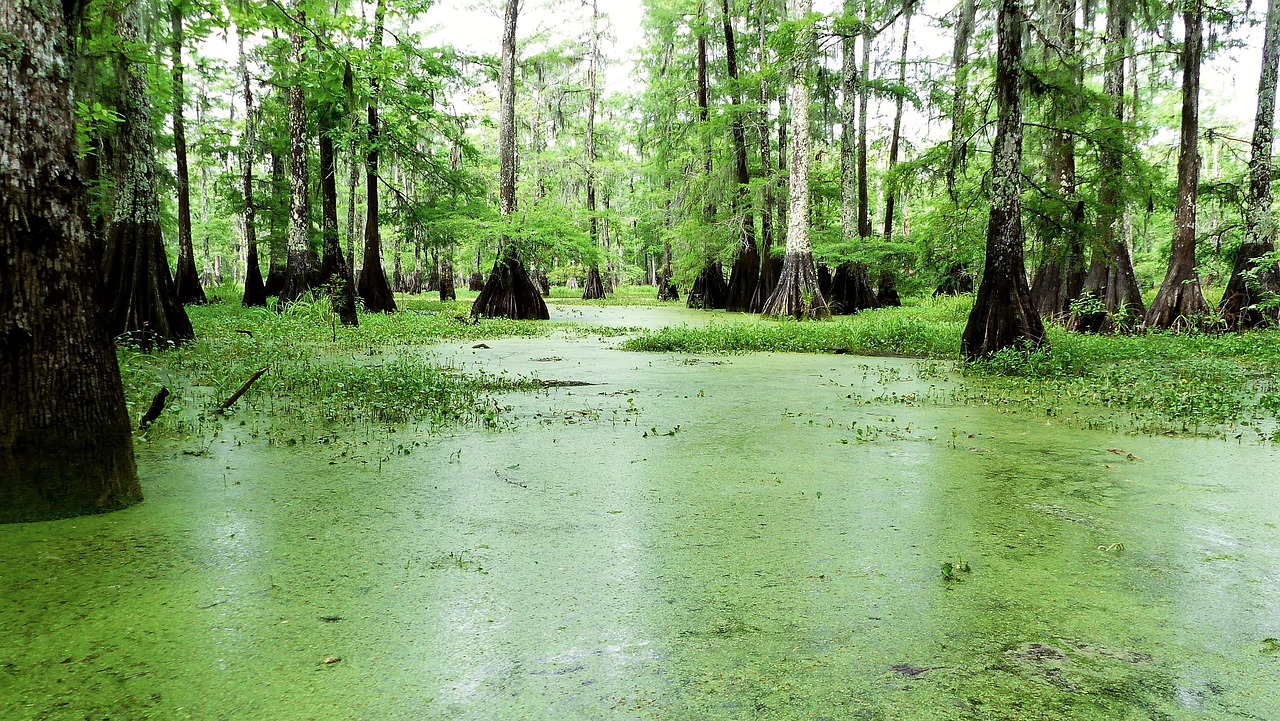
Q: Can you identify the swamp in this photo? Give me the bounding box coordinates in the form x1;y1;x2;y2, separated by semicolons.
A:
5;0;1280;717
4;293;1280;719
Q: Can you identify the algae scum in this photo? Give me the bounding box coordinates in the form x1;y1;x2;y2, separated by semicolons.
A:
3;307;1280;720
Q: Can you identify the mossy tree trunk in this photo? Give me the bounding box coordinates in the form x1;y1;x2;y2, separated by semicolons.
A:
960;0;1046;359
1145;0;1208;329
317;79;358;326
1028;0;1085;319
1220;0;1280;329
263;148;286;297
687;261;729;310
763;0;829;319
877;3;912;304
277;12;313;309
946;0;977;201
101;0;194;345
1070;0;1143;331
472;0;548;320
582;0;606;300
2;0;142;522
750;5;777;311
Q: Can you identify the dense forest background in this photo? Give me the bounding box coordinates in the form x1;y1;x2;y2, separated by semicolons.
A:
65;0;1279;325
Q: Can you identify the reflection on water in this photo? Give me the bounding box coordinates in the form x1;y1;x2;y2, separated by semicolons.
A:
2;316;1279;719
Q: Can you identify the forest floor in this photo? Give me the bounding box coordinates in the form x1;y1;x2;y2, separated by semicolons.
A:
3;287;1279;720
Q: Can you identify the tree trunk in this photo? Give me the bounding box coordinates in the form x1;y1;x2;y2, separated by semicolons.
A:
317;73;358;326
1145;0;1208;328
723;0;760;312
170;2;206;305
946;0;977;201
2;0;142;522
1071;0;1144;331
1220;0;1280;329
344;64;360;277
277;12;313;309
1029;0;1086;319
356;0;396;313
472;0;549;319
263;148;286;297
881;6;911;241
750;2;777;311
239;31;268;308
101;0;194;345
763;0;829;319
856;0;872;240
829;262;880;314
439;256;457;301
687;260;729;309
877;4;912;307
582;0;606;300
960;0;1046;359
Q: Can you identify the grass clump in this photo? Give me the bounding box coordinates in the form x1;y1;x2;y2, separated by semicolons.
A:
964;326;1280;436
119;292;547;437
622;295;968;356
623;292;1280;437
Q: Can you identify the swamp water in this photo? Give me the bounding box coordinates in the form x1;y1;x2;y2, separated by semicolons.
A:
2;305;1279;720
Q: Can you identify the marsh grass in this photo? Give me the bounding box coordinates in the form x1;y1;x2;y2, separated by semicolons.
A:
119;292;545;437
622;294;1280;438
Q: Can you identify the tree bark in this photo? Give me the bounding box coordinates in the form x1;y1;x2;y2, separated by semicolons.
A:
277;11;313;309
171;1;206;305
856;0;872;240
1029;0;1086;319
357;0;396;313
1220;0;1280;328
763;0;829;319
1145;0;1208;328
317;67;359;326
723;0;760;312
946;0;976;202
1;0;142;522
877;4;912;307
750;2;778;311
582;0;606;300
239;31;268;308
960;0;1046;359
472;0;549;319
687;260;729;309
264;147;286;297
101;0;194;345
1071;0;1144;331
344;64;360;277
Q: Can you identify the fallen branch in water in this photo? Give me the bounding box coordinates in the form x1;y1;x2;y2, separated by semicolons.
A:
139;387;169;429
216;367;269;413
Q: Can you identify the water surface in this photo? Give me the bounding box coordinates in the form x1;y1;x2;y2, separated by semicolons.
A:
3;309;1278;719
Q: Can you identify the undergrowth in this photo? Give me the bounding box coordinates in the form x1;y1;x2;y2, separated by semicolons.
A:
119;292;545;436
